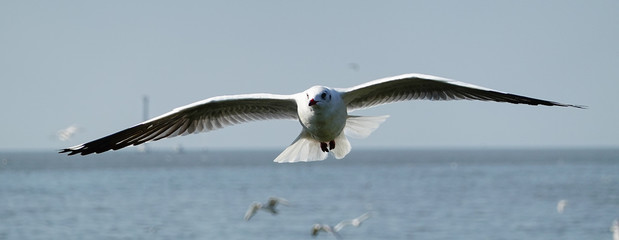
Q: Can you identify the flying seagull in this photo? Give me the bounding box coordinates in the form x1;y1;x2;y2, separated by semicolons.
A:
311;212;371;239
60;73;584;162
556;199;568;214
55;124;80;141
244;197;289;221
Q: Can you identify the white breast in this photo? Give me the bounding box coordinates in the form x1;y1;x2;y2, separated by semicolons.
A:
296;89;347;142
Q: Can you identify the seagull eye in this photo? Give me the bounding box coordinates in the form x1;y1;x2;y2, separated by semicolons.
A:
306;93;309;99
321;92;327;99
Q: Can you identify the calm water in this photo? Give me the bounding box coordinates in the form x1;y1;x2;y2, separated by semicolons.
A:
1;149;618;240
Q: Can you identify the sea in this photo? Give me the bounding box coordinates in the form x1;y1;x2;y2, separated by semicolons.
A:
0;149;618;240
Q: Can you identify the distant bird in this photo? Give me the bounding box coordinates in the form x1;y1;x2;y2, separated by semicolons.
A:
312;224;341;240
56;125;80;141
312;212;371;239
611;219;619;240
244;197;289;221
348;62;360;72
60;73;584;162
556;199;568;214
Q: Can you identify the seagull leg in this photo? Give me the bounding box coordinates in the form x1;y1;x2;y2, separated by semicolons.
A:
320;142;329;152
329;140;335;150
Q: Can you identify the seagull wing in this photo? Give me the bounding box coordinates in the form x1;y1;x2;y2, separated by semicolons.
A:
334;212;371;232
338;73;585;112
60;93;298;155
352;212;371;226
333;220;353;232
244;202;262;221
269;197;289;207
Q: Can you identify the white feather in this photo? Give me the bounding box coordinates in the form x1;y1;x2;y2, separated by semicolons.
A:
331;131;351;159
344;115;389;139
274;130;327;163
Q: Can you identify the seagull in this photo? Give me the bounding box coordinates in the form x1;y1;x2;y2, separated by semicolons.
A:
312;224;341;239
59;73;584;162
56;125;80;141
556;199;568;214
312;212;371;239
244;197;289;221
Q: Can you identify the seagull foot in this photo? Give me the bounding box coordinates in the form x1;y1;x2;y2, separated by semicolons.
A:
320;141;336;152
320;142;329;152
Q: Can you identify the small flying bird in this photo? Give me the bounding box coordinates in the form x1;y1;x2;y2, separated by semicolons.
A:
60;73;584;162
56;125;80;141
312;212;371;239
244;197;289;221
556;199;568;214
312;224;341;239
348;62;360;72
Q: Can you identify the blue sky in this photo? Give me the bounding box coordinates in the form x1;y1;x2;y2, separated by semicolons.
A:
1;1;617;152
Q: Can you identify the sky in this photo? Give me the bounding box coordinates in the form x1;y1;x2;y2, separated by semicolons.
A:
1;1;618;152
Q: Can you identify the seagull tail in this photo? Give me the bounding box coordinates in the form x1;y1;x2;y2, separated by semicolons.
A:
344;115;389;139
274;130;328;163
331;131;351;159
274;115;387;163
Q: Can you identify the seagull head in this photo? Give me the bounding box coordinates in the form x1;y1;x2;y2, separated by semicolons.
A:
306;86;332;107
311;224;321;236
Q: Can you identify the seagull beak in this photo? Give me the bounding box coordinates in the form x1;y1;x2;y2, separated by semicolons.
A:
309;99;317;106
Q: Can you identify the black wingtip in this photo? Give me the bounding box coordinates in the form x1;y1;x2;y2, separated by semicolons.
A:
59;148;77;156
571;104;588;109
556;102;587;109
59;147;88;156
